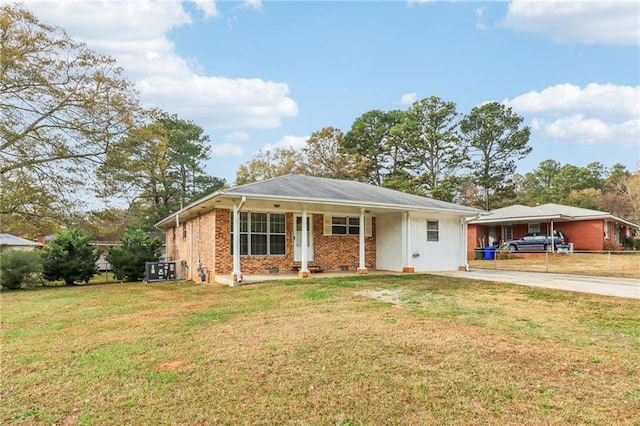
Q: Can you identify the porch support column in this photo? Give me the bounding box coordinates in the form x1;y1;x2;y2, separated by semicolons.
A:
403;211;415;273
299;207;310;278
459;217;469;271
231;197;245;285
357;208;368;274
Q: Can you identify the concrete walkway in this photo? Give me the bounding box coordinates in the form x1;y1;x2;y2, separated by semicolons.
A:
432;269;640;299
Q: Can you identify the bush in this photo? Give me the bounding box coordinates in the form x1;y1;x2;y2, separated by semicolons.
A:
41;229;100;286
0;250;42;289
107;228;163;282
602;240;622;252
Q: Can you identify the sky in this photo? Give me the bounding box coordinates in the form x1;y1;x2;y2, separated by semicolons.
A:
10;0;640;185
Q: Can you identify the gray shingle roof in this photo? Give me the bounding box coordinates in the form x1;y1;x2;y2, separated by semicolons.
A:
470;203;639;228
156;174;485;228
222;174;483;214
0;233;42;247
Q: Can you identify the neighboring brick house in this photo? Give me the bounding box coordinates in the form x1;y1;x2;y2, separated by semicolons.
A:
467;203;639;258
155;174;484;285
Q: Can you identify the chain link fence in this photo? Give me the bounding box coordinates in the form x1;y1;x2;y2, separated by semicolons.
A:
469;250;640;279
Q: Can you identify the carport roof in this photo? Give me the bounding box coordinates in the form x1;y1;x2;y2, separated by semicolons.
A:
470;203;640;229
156;174;485;228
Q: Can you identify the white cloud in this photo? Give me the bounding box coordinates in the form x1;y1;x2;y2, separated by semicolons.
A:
209;143;244;157
538;115;639;147
261;135;309;153
504;83;640;148
400;92;418;105
475;7;488;31
224;132;250;142
504;83;640;120
503;0;640;45
242;0;264;11
192;0;220;18
20;1;298;131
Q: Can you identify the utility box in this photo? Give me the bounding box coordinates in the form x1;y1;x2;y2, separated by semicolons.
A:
145;261;183;282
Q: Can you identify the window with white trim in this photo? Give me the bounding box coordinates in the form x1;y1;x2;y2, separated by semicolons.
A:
426;220;439;242
331;216;360;235
323;215;372;236
231;212;286;256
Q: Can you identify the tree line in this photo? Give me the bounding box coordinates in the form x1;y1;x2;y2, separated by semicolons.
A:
236;108;639;223
237;98;532;211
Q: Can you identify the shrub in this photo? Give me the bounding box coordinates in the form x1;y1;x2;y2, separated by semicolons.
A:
41;229;100;286
602;240;622;252
107;228;163;282
0;250;42;289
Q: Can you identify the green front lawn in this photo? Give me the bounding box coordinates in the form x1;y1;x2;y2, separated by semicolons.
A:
2;275;639;425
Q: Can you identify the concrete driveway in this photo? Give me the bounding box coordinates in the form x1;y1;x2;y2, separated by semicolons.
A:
433;269;640;299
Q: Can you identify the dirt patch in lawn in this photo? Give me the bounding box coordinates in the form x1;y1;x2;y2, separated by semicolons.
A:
356;289;406;305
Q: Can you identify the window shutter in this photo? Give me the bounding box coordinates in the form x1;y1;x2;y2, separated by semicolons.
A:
365;215;372;237
323;214;332;235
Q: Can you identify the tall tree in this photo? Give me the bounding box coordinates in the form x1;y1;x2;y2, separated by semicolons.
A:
0;5;140;231
551;164;593;199
399;97;466;201
235;146;304;185
98;112;224;229
604;163;631;194
626;172;640;224
460;102;531;210
343;109;406;187
523;160;562;205
301;127;365;180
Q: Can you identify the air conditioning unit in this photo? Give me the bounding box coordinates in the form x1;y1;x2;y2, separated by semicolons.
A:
145;261;185;282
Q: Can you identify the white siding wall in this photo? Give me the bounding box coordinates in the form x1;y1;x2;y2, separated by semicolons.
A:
375;213;404;271
409;213;463;271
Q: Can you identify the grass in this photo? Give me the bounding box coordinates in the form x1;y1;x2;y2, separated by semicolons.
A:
470;251;640;279
2;275;639;425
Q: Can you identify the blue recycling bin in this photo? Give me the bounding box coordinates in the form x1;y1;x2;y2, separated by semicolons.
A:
484;246;495;260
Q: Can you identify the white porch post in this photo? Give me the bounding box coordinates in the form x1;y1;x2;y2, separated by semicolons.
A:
461;217;469;271
403;211;414;273
357;208;368;274
231;199;244;284
299;207;310;277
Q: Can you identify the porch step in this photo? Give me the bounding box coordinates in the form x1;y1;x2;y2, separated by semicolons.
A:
292;263;324;273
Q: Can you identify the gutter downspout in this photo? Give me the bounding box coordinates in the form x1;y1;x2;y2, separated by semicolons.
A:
231;196;246;285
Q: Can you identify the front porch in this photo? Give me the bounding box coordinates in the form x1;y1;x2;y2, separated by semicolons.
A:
214;268;406;286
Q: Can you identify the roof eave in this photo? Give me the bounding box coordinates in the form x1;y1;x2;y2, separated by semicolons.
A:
155;192;484;228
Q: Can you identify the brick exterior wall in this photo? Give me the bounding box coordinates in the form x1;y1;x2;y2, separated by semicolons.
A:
165;210;377;281
312;214;376;271
556;220;603;251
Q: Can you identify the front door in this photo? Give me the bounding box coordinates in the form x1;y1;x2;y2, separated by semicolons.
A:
294;215;314;261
